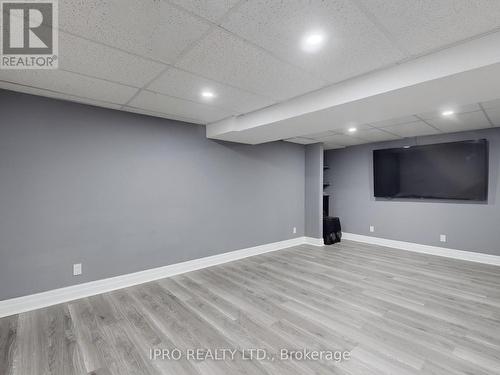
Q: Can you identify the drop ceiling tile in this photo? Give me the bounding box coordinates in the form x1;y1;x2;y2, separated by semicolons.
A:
284;137;318;145
426;111;491;133
304;131;338;140
418;103;481;120
148;68;274;113
484;108;500;126
334;123;375;135
382;121;440;138
371;115;420;128
319;134;367;146
221;0;407;84
0;81;122;110
168;0;240;22
355;128;401;142
60;32;166;87
128;90;234;124
357;0;500;55
0;70;137;104
122;106;201;124
481;98;500;109
176;28;327;100
60;0;210;64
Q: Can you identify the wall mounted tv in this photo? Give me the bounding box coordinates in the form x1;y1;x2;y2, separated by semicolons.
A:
373;139;488;201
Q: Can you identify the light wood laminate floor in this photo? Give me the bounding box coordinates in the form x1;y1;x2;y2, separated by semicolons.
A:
1;240;500;374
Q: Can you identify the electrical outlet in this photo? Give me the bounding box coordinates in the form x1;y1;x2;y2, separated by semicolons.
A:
440;234;447;243
369;225;375;233
73;263;82;276
293;227;297;234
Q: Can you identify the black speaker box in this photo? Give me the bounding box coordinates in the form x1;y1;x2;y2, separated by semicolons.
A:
323;216;341;245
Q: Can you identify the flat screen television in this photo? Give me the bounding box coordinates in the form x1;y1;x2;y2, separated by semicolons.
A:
373;139;488;201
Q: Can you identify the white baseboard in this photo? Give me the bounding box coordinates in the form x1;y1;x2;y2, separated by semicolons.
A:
0;236;323;318
343;232;500;266
303;236;325;246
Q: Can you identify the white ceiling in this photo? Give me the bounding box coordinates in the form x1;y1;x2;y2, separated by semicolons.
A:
1;0;500;135
287;101;500;149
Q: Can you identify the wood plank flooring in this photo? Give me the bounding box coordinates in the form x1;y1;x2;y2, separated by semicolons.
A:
1;240;500;374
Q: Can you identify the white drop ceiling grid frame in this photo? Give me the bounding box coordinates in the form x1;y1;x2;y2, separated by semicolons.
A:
286;102;499;149
0;0;499;142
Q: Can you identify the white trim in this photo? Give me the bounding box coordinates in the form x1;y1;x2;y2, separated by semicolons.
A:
0;237;312;318
303;236;325;246
343;233;500;266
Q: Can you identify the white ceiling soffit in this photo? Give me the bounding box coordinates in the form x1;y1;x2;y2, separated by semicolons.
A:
206;31;500;144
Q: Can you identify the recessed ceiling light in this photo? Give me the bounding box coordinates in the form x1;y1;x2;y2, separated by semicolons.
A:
201;90;215;99
441;110;454;116
301;31;325;53
347;127;357;133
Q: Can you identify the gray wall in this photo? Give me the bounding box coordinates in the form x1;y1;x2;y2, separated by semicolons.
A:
305;143;323;239
0;90;306;300
325;128;500;256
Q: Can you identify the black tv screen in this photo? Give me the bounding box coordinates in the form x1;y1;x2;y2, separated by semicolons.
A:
373;139;488;201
